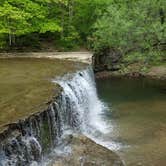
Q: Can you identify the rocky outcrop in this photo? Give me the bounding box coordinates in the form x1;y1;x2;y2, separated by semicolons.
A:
0;59;124;166
0;86;124;166
52;135;124;166
92;47;122;72
0;97;63;165
95;63;166;81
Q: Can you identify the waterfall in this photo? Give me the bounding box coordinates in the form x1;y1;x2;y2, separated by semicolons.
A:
54;67;108;135
0;67;108;166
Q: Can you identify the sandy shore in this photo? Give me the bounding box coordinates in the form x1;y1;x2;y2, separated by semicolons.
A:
0;52;93;64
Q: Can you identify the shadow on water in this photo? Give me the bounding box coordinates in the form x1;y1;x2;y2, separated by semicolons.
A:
96;77;166;166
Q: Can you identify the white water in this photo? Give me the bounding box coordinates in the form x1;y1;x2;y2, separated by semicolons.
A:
53;67;113;150
0;67;113;166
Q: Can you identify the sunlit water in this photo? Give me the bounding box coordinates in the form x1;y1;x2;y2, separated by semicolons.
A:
96;77;166;166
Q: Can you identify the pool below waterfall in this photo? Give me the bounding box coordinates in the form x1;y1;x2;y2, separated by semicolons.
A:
96;77;166;166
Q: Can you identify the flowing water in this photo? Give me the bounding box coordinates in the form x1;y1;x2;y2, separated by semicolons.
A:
96;77;166;166
0;67;108;166
3;65;165;166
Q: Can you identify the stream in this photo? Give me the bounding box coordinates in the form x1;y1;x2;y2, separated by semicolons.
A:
0;67;112;166
1;59;165;166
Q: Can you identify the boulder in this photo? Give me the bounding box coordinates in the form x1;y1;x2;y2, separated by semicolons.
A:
93;47;122;72
51;135;124;166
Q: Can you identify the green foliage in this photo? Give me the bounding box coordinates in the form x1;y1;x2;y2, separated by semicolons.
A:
40;21;62;33
0;34;6;48
0;0;165;56
91;0;166;62
59;26;80;50
0;0;62;48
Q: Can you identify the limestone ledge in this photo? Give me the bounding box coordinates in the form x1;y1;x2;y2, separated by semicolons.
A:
51;134;124;166
0;57;87;134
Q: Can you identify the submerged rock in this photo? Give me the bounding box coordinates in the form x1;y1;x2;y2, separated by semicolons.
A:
52;135;124;166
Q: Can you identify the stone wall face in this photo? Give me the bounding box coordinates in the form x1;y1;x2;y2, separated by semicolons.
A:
93;47;122;72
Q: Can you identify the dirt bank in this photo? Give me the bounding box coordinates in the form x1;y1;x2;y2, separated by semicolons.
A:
96;63;166;80
0;52;93;64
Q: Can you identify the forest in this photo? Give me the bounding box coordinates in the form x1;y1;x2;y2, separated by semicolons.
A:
0;0;165;62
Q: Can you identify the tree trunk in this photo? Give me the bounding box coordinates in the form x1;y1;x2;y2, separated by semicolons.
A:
60;3;64;38
159;8;164;25
13;34;16;46
68;0;74;23
9;33;12;46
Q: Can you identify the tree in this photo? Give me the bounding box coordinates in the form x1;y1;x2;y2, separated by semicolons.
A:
90;0;166;61
0;0;165;54
0;0;62;47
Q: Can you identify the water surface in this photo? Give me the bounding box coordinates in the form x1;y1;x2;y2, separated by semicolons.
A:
96;77;166;166
0;57;85;132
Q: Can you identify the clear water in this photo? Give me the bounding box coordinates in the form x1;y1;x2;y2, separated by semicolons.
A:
96;77;166;166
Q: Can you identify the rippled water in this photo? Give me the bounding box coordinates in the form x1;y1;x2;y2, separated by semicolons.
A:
96;77;166;166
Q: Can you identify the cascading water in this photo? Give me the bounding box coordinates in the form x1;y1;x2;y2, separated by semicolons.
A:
54;67;108;135
0;67;108;166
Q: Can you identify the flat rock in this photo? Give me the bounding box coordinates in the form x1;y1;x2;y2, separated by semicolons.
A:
146;66;166;80
51;135;124;166
0;57;86;133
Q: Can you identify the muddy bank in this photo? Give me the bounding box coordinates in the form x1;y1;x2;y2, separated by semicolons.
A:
95;63;166;80
51;135;124;166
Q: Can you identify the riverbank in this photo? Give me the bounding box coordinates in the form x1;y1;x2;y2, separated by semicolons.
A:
0;52;92;64
95;62;166;80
